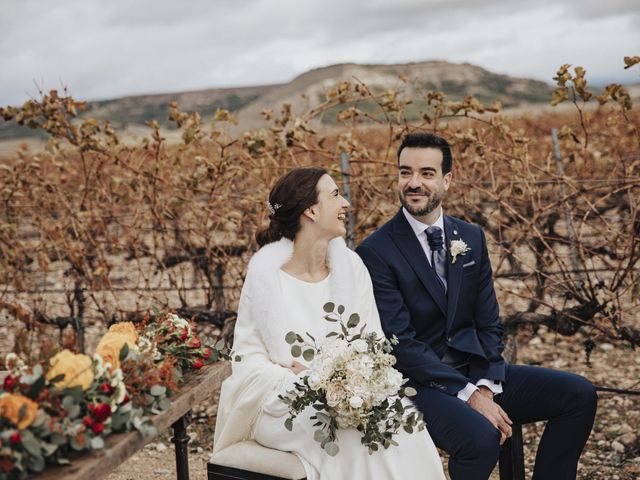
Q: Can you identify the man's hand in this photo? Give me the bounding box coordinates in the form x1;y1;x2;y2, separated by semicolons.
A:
468;389;513;444
477;385;494;400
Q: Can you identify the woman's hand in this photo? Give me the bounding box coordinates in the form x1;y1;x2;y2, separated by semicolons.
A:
288;360;307;374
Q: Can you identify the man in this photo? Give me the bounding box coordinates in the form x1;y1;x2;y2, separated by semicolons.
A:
356;132;597;480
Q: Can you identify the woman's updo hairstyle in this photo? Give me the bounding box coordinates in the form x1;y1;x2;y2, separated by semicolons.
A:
256;167;327;247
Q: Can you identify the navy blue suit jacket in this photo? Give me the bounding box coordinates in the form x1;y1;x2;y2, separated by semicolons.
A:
356;210;506;396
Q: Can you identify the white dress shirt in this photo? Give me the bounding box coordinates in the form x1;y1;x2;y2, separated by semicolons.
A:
402;207;503;401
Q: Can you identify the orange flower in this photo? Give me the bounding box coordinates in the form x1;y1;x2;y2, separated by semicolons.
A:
46;349;94;391
0;394;38;430
96;332;137;371
107;322;138;344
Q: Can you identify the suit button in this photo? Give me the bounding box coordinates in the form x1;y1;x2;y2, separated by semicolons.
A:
447;336;452;342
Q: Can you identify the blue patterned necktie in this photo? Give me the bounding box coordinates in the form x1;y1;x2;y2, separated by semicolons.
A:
426;226;447;292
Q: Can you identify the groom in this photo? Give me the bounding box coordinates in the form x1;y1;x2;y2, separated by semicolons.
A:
356;132;597;480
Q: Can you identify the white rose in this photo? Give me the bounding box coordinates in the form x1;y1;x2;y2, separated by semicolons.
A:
349;395;364;409
384;368;404;393
326;382;346;408
307;372;322;390
350;339;368;353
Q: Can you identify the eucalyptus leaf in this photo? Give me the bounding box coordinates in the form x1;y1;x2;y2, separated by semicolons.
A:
25;455;45;472
313;430;326;442
90;436;105;450
404;387;417;397
158;398;172;410
284;417;293;432
50;433;67;446
285;331;297;344
70;437;84;451
68;404;81;419
21;431;41;457
150;385;166;397
315;412;330;424
62;395;75;410
347;313;360;328
302;349;315;361
63;386;84;402
323;302;335;313
291;345;302;357
337;305;345;315
324;441;339;456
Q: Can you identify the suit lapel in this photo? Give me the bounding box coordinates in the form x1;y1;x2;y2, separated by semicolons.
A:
389;210;447;316
444;216;463;329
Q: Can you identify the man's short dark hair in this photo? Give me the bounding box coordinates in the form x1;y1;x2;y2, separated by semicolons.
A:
397;132;453;174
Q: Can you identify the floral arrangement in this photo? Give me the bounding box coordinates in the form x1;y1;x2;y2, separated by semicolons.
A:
449;239;470;264
279;302;424;456
0;311;228;479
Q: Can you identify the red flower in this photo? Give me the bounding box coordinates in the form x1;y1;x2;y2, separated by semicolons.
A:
83;416;94;427
3;376;16;391
188;337;201;349
91;422;105;434
180;328;189;341
9;432;21;446
0;457;12;473
202;348;212;360
99;383;114;395
192;359;204;369
88;403;112;422
121;394;130;404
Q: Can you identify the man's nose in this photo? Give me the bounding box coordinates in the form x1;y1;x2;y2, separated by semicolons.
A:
407;173;421;188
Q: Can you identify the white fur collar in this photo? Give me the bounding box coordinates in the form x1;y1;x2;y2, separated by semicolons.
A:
244;236;355;365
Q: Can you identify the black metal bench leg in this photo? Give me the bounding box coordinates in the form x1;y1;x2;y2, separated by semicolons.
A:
172;411;192;480
499;424;525;480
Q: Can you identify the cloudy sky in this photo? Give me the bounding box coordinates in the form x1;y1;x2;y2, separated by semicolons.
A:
1;0;638;106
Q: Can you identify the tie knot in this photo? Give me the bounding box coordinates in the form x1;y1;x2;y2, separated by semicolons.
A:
425;226;444;251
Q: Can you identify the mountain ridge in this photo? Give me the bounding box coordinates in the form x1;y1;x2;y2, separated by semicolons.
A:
0;60;554;139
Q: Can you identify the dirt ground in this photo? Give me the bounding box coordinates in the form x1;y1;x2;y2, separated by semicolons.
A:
103;325;640;480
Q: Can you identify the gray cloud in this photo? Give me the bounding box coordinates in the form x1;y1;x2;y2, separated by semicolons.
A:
1;0;638;105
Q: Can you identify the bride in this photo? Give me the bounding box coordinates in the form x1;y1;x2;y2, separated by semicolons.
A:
213;167;445;479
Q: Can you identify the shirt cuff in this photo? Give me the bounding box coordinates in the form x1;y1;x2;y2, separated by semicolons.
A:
456;382;479;402
476;378;503;395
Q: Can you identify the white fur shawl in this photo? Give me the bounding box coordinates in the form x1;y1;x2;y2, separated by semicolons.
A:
244;236;357;366
213;236;380;455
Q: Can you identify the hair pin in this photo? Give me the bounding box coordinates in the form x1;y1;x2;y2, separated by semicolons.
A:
267;201;282;215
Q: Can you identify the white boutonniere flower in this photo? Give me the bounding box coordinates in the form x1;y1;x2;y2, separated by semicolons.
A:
450;239;471;263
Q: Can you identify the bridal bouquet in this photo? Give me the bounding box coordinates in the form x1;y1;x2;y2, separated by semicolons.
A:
279;302;424;456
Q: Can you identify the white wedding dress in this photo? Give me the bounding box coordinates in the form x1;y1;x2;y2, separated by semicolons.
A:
252;270;445;480
213;238;445;480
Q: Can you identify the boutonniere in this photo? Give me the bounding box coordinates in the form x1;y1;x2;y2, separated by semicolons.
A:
450;239;471;264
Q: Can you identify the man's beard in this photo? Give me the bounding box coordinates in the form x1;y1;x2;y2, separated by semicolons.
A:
399;187;444;217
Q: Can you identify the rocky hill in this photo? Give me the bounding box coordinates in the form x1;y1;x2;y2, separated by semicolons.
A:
0;60;553;139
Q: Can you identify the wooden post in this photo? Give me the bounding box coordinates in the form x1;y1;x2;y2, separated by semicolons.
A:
551;129;581;275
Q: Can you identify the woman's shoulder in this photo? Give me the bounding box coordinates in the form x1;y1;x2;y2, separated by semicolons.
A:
328;237;369;276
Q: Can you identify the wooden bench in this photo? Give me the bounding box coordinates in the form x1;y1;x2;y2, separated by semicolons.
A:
208;424;525;480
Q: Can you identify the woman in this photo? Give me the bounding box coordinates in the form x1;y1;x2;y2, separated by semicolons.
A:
213;168;445;479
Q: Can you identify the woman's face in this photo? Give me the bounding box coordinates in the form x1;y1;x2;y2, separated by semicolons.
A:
307;174;350;239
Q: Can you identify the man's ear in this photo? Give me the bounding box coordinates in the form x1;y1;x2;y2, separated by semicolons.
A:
443;172;452;191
